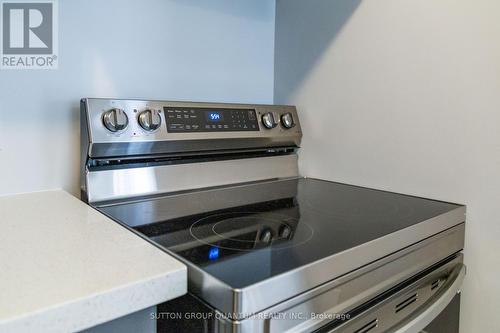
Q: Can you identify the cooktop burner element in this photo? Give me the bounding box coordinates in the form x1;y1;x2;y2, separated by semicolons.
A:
189;212;314;252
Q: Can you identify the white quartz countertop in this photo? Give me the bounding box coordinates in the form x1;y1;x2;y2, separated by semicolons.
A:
0;190;187;333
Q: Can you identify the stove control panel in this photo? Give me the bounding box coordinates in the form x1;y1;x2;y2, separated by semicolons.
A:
164;107;259;132
82;98;302;157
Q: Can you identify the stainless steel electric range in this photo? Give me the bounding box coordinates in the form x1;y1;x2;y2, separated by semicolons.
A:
80;98;466;333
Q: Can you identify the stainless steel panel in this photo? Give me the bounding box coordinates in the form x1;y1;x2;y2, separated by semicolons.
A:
330;258;465;333
208;226;464;333
191;214;464;319
81;102;91;201
86;155;299;203
81;98;302;157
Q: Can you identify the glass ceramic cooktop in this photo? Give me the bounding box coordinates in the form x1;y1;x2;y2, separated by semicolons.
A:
98;178;461;289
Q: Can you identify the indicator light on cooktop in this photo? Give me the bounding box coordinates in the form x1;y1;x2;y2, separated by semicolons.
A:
208;246;220;260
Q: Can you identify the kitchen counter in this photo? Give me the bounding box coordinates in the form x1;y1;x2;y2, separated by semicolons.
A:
0;190;187;333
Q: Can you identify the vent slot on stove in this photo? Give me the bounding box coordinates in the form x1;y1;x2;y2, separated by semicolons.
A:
353;318;378;333
431;279;440;291
395;293;418;313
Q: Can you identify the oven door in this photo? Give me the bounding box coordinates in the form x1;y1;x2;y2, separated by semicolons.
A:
322;260;465;333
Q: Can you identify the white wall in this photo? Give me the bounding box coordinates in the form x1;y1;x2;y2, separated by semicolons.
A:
0;0;275;196
275;0;499;332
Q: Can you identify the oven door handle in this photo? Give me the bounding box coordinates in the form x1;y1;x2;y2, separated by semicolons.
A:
392;263;466;333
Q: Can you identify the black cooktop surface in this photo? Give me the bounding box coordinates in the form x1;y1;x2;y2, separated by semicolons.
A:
98;178;462;289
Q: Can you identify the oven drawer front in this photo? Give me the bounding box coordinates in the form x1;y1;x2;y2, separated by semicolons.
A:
324;259;465;333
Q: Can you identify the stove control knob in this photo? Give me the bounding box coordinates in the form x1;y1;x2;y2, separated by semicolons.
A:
281;113;295;129
262;112;277;129
102;108;129;132
279;224;292;239
259;229;273;244
138;109;162;132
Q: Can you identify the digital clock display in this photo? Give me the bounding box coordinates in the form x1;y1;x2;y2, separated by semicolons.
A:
165;107;258;132
207;111;223;122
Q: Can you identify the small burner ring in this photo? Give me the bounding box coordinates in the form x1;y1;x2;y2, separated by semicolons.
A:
189;212;314;251
211;215;290;243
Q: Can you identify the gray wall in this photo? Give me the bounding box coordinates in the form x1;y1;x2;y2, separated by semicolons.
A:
0;0;275;196
275;0;498;332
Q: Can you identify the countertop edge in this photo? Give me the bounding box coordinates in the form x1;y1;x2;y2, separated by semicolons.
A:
0;265;187;333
